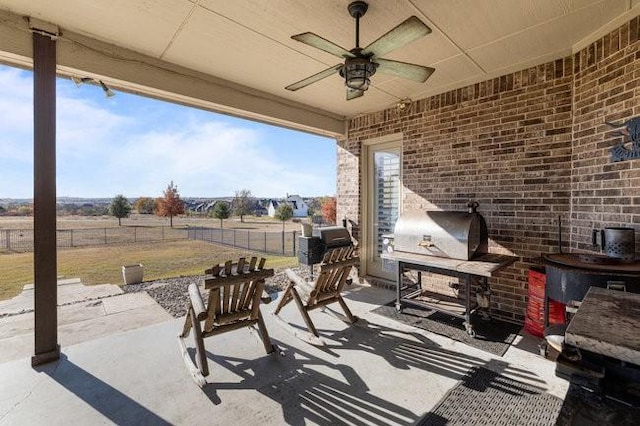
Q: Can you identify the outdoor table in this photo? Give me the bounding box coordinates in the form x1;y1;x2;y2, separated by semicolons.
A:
381;251;517;337
565;286;640;366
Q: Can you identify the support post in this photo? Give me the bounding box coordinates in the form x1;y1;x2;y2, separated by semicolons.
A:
292;230;297;257
31;30;60;366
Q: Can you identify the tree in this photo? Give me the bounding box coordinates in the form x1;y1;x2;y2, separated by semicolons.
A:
109;194;132;226
274;203;294;232
232;189;252;223
321;196;337;224
134;197;156;214
274;202;293;254
211;201;231;228
156;181;185;227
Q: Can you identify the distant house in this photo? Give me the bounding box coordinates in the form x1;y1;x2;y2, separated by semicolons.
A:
188;200;219;215
252;200;268;217
267;195;308;218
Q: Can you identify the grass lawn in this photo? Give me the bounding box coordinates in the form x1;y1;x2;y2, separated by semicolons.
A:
0;240;298;301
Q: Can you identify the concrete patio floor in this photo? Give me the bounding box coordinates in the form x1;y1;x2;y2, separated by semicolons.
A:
0;284;568;425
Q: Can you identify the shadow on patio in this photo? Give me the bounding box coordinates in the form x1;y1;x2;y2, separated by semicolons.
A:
0;284;567;425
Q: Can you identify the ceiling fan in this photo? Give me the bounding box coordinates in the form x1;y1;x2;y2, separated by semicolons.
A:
285;1;435;100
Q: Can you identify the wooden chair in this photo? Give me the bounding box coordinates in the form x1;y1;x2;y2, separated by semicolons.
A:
178;257;275;386
273;246;359;344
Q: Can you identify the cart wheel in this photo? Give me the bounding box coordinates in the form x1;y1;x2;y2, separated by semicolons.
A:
539;342;548;358
464;323;476;337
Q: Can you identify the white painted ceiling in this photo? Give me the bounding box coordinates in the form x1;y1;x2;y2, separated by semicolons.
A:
1;0;639;119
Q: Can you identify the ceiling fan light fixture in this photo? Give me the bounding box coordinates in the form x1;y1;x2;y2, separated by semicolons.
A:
341;58;377;91
286;1;433;100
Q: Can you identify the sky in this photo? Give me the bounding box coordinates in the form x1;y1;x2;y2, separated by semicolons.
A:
0;64;337;199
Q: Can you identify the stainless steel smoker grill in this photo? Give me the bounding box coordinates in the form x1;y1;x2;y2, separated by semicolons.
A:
381;203;516;336
392;207;488;260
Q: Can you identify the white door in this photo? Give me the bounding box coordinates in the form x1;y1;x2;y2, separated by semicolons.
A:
365;140;401;280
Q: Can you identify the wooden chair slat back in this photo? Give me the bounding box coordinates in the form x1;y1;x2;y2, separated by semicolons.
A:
222;284;231;314
309;273;325;302
230;281;242;312
202;257;274;323
248;257;257;271
238;281;251;311
303;247;359;307
250;280;264;320
326;248;358;291
224;260;233;276
204;287;221;332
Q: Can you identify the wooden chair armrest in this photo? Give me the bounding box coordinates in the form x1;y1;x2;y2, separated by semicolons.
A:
285;268;308;288
285;268;314;300
188;283;208;321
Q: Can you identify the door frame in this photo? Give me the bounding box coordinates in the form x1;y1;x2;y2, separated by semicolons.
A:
360;132;403;280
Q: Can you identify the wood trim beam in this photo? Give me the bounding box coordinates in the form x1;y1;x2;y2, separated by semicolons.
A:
0;9;346;137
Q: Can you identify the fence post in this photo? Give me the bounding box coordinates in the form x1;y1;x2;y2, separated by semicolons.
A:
292;230;297;257
6;230;10;251
104;228;107;245
162;226;165;240
70;229;74;247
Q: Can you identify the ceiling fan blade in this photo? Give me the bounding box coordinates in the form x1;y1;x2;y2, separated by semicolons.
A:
291;32;355;58
346;88;364;101
362;16;431;58
375;58;435;82
286;64;343;91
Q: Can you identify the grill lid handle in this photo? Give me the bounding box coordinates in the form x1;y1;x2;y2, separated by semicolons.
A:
418;235;434;248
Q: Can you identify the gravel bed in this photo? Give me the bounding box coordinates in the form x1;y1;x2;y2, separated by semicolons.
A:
123;266;315;318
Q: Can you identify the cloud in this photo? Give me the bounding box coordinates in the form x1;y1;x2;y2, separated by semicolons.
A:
81;120;333;197
0;68;33;165
0;65;336;199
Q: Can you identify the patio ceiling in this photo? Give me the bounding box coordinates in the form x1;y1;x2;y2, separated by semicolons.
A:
0;0;639;136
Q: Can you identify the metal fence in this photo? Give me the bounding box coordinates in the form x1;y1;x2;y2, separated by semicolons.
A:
188;226;298;256
0;226;188;253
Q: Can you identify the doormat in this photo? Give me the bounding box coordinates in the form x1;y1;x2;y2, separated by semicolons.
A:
555;383;640;425
417;366;563;425
371;303;521;356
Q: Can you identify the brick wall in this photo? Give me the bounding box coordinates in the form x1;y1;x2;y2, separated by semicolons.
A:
571;17;640;252
337;17;640;323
